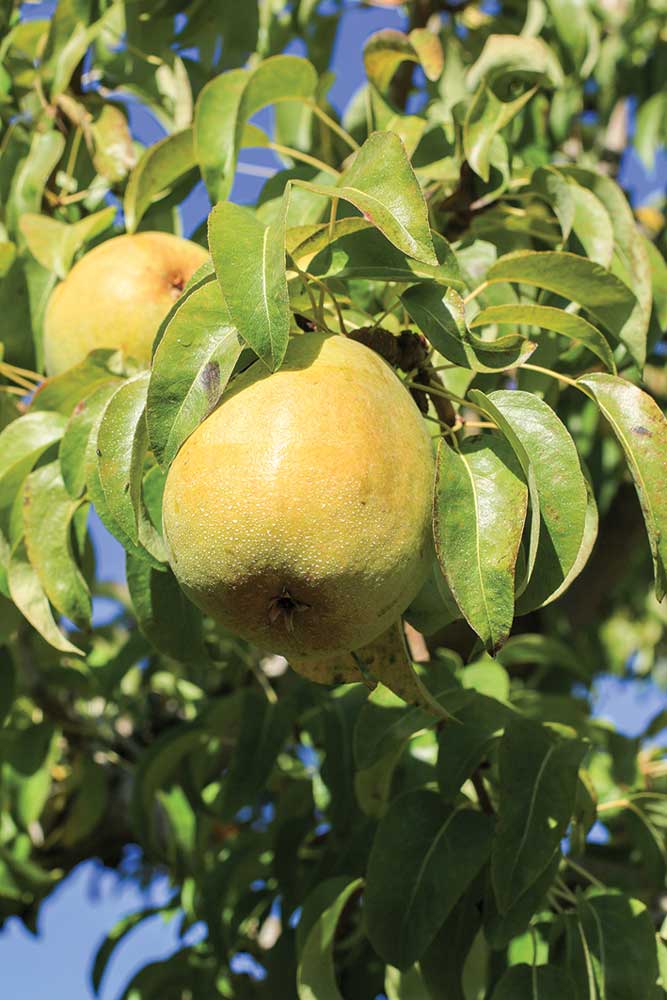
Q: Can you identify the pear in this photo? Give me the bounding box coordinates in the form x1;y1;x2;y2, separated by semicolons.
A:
43;232;208;375
162;332;435;659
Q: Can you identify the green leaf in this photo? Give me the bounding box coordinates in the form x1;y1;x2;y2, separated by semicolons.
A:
470;303;616;373
195;56;317;202
124;128;196;234
486;250;641;364
91;907;174;995
96;374;151;547
300;221;464;287
470;390;589;612
577;373;667;601
466;34;564;91
7;539;82;654
437;691;515;800
365;789;493;969
296;131;437;265
7;130;65;237
568;182;614;268
62;759;108;846
59;381;119;498
433;434;528;651
420;889;483;1000
491;964;576;999
23;462;91;629
570;891;659;1000
220;691;294;819
363;29;437;94
557;168;653;369
297;877;363;1000
402;285;536;372
635;93;667;171
464;84;536;183
30;349;125;415
492;717;586;914
208;200;289;372
126;556;205;663
147;275;244;468
0;411;66;509
19;206;116;278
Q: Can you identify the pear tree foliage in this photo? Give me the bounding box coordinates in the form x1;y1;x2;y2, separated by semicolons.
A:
1;0;667;996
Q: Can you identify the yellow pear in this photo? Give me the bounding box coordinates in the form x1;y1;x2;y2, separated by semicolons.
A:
43;232;209;375
162;332;435;660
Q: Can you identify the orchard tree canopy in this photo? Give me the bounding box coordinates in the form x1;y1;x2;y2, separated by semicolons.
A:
1;0;667;996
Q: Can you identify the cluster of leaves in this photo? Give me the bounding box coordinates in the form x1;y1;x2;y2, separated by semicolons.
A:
1;0;667;997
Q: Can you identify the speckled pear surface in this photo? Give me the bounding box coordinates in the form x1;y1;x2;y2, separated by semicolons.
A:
162;332;435;659
43;232;209;375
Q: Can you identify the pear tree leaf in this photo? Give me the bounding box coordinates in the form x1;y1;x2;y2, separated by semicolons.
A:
434;434;528;651
59;381;120;498
402;284;536;372
466;34;564;91
294;131;437;264
0;411;67;510
437;692;516;800
124;128;196;234
7;130;65;237
567;181;614;268
23;461;91;629
126;556;205;663
7;539;83;655
464;85;536;183
30;349;125;415
297;877;363;1000
195;56;318;202
96;373;151;547
365;789;493;969
147;275;244;468
577;373;667;601
567;891;659;1000
559;167;652;369
492;717;586;914
469;390;589;612
19;206;117;278
419;889;483;1000
470;303;616;373
490;964;576;999
208;199;290;372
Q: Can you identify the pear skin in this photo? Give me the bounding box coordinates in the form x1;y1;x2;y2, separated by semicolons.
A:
43;232;209;375
162;333;435;659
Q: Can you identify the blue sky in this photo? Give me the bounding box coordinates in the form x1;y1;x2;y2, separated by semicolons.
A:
3;2;667;998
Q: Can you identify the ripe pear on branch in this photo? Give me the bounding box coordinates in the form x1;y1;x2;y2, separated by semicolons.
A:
43;232;208;375
162;332;435;660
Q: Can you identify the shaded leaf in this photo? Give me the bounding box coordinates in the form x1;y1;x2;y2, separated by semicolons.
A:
365;789;493;969
126;556;205;663
492;717;586;914
59;381;119;498
491;964;576;999
297;877;363;1000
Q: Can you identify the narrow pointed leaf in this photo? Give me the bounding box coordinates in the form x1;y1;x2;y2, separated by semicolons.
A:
470;303;616;373
295;131;437;264
8;540;83;655
486;250;641;363
208;200;289;372
124;129;196;234
297;877;363;1000
492;717;586;914
96;374;151;546
402;284;535;372
365;790;493;969
0;411;66;509
491;965;576;999
60;381;120;498
434;434;528;651
577;373;667;600
147;276;244;467
23;462;91;628
470;390;589;612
